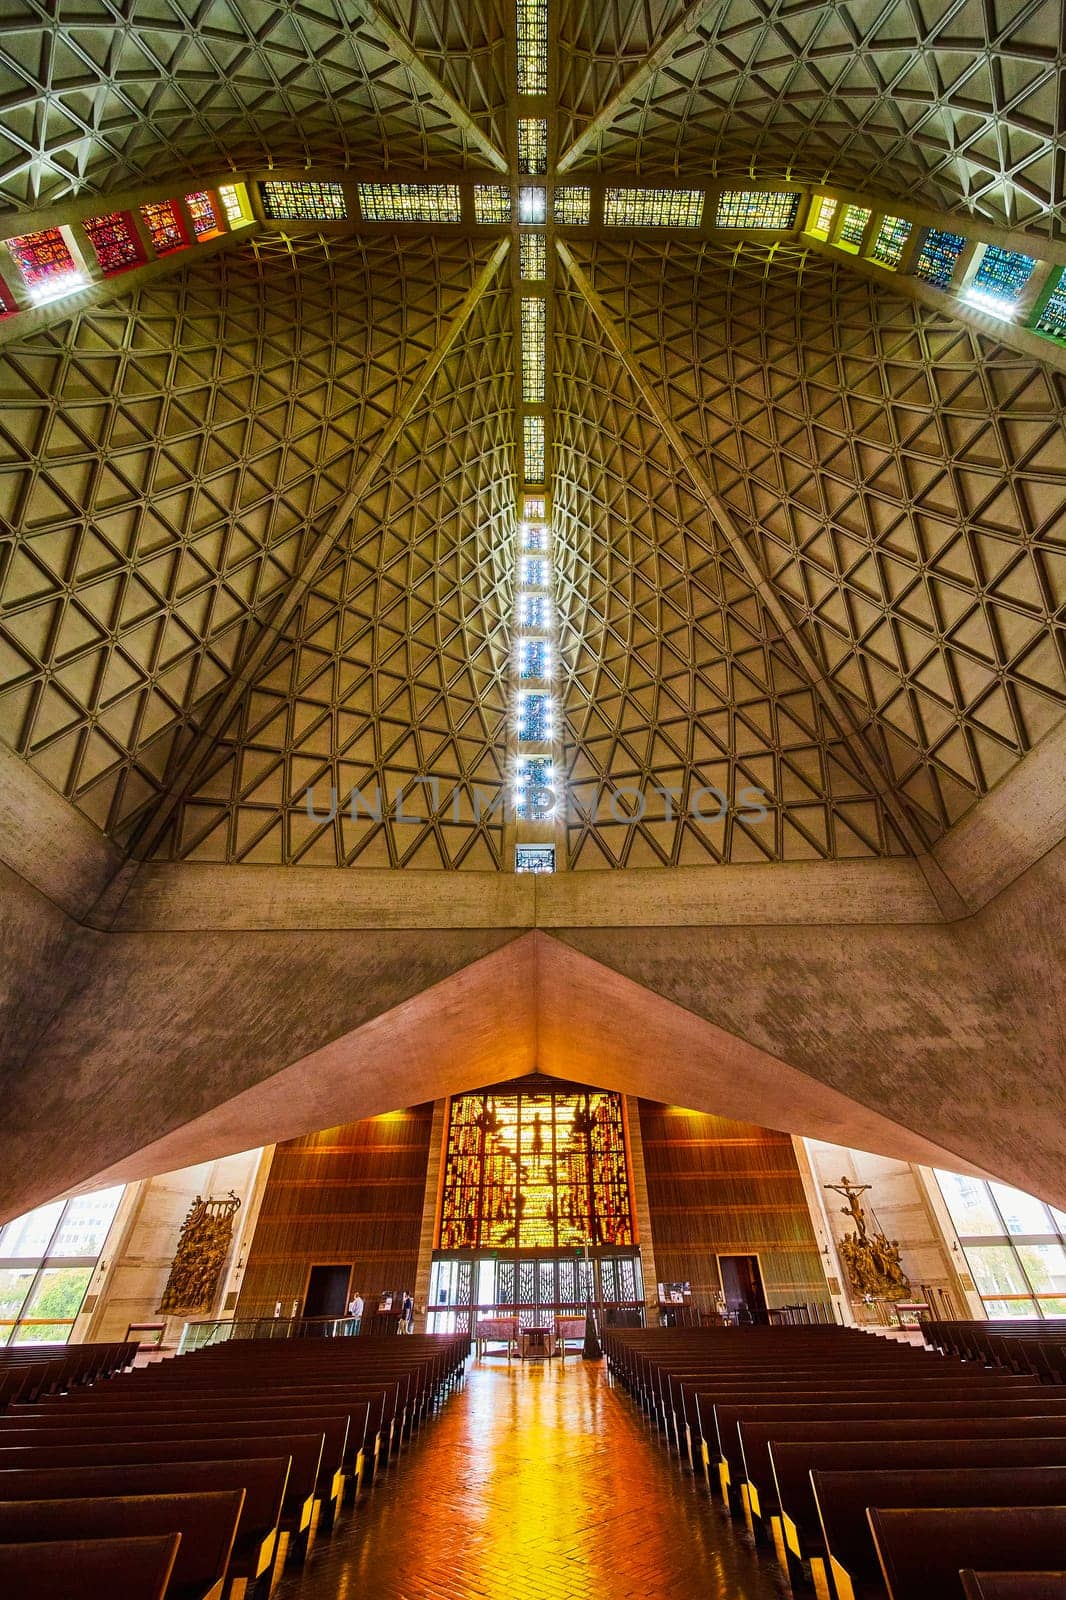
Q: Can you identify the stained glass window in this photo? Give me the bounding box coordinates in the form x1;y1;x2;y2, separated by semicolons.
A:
185;191;221;240
838;204;871;247
716;190;801;229
517;692;551;741
519;186;547;224
6;228;86;303
438;1084;634;1249
524;496;545;518
516;0;548;94
140;200;187;256
522;522;547;550
260;180;347;221
518;593;549;628
81;211;143;275
517;638;549;680
524;415;545;481
473;185;511;224
808;195;837;237
915;228;967;288
521;296;545;404
218;183;253;227
520;556;548;587
520;232;546;279
967;244;1037;312
870;215;912;268
515;844;555;874
359;184;462;223
1034;270;1066;340
555;187;590;225
518;118;548;174
605;188;704;228
515;754;554;815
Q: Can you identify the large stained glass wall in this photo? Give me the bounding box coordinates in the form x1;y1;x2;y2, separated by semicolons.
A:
438;1081;634;1252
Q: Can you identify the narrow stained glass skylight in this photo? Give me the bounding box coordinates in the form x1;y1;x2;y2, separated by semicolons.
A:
915;228;967;288
518;119;548;174
82;211;143;274
359;184;462;223
524;496;545;518
521;556;548;587
516;0;548;94
474;185;512;224
518;592;549;628
520;233;546;279
517;639;550;680
521;296;545;404
808;195;837;237
870;215;912;268
218;183;253;227
838;204;871;247
517;692;552;742
522;522;547;550
140;200;187;255
6;228;86;303
605;188;704;228
515;754;554;817
716;190;801;229
1035;271;1066;339
966;244;1036;313
185;191;221;239
555;187;591;226
261;180;347;221
523;415;545;481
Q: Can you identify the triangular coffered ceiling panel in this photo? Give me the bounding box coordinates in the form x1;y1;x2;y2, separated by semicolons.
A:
553;276;912;868
559;0;1066;234
376;0;511;158
573;237;1066;842
0;0;488;213
152;277;517;868
0;231;497;844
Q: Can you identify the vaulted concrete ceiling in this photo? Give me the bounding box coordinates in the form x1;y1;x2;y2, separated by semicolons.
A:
0;2;1064;1219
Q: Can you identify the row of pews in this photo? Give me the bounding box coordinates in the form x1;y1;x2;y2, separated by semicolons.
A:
0;1330;469;1599
925;1321;1066;1386
0;1343;138;1406
604;1323;1066;1600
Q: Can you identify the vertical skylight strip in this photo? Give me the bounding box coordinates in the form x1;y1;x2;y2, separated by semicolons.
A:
520;233;546;279
524;415;545;482
522;296;545;404
518;118;548;175
516;0;548;94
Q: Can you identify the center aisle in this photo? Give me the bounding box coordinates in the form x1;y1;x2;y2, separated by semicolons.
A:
273;1355;787;1599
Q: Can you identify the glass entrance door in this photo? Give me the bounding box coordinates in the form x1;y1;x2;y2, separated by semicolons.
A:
427;1250;644;1334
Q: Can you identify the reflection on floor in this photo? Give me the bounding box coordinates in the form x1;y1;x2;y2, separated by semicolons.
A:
272;1355;787;1600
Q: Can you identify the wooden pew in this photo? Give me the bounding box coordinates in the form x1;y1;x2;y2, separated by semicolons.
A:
0;1490;244;1600
813;1466;1066;1600
0;1458;289;1595
869;1507;1066;1600
712;1397;1066;1513
770;1436;1066;1572
961;1574;1066;1599
0;1533;181;1600
0;1436;322;1548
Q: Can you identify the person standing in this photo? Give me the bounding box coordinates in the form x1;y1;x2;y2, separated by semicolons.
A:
347;1290;364;1335
400;1289;413;1334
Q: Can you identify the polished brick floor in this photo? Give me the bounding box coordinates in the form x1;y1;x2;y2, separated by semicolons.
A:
272;1357;788;1599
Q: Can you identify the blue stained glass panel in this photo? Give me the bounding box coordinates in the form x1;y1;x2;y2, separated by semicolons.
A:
517;694;551;742
969;244;1036;307
915;228;967;288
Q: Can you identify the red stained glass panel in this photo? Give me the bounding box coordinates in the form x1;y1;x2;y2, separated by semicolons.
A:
83;211;144;274
140;200;187;255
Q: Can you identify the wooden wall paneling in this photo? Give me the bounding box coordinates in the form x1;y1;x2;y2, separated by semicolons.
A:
236;1105;435;1317
637;1101;829;1311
